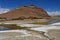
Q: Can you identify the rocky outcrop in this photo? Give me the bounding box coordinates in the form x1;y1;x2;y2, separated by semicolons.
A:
0;5;50;20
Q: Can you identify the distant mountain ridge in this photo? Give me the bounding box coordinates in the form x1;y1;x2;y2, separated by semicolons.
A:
0;5;50;20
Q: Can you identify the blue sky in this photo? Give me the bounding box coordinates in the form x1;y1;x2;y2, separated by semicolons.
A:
0;0;60;15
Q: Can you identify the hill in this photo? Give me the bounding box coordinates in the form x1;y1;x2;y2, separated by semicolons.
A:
0;5;50;20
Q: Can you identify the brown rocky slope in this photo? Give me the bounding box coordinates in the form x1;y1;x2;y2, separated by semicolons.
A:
0;5;50;20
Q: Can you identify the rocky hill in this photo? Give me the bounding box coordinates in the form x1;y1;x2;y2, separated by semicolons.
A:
0;5;50;20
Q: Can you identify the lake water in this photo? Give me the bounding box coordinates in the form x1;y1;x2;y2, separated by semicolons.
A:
0;26;10;31
0;19;60;31
0;22;60;31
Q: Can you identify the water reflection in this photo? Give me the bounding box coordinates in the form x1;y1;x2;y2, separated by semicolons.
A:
0;26;10;31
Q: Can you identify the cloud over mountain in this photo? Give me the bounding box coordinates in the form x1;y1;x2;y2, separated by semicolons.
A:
47;11;60;16
0;8;10;14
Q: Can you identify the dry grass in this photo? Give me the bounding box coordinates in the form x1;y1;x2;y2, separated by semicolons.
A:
31;22;48;25
0;24;29;30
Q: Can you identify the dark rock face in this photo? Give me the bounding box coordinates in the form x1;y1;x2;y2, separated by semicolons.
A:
0;5;50;20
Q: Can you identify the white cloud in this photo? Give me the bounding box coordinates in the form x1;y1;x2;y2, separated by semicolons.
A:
47;11;60;16
0;8;10;14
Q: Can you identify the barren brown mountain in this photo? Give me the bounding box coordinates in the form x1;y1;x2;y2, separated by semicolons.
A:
0;5;50;20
